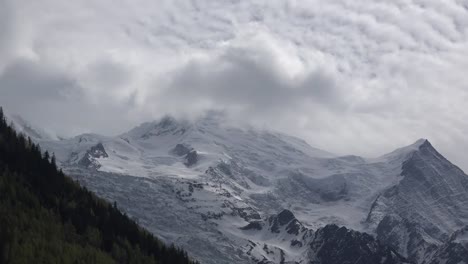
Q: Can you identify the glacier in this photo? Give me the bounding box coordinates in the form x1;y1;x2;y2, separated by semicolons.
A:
10;114;468;264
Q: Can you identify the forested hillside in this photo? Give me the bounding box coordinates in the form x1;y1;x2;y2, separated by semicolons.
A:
0;107;198;264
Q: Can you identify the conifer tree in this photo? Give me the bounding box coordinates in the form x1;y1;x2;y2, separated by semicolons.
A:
0;105;198;264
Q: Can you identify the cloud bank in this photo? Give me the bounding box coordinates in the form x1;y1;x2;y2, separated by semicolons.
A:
1;0;468;170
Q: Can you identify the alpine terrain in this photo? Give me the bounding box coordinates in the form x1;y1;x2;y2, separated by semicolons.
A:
10;113;468;264
0;108;197;264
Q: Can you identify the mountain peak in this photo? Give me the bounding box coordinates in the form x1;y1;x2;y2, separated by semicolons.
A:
124;115;192;139
158;115;179;128
400;138;430;152
417;138;435;150
123;112;229;140
379;138;431;163
413;138;429;146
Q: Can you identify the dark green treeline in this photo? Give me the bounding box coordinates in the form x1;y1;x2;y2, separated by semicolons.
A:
0;107;198;264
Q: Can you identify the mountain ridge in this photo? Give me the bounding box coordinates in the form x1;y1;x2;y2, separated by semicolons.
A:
5;112;468;264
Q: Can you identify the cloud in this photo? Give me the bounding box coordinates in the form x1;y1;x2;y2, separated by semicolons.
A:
159;37;346;119
0;58;77;100
0;57;136;137
0;0;14;65
0;0;468;170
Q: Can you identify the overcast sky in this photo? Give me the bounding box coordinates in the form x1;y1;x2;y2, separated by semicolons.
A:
1;0;468;170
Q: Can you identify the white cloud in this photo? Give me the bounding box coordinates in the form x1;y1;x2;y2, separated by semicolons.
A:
0;0;15;67
1;0;468;170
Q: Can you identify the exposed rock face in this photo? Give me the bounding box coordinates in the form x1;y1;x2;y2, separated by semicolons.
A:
78;143;108;169
368;140;468;263
308;225;411;264
241;221;263;231
89;143;109;158
268;209;304;235
241;211;411;264
184;150;198;167
276;210;295;225
171;143;199;167
239;210;313;263
172;143;193;156
427;226;468;264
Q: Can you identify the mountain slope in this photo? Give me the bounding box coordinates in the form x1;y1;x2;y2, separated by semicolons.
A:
0;108;198;264
367;140;468;263
240;210;411;264
21;112;468;264
428;226;468;264
5;113;55;141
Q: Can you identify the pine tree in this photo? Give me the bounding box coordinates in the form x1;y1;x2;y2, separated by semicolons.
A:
0;105;199;264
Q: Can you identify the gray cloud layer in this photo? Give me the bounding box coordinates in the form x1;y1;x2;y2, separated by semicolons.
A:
162;44;345;116
1;0;468;170
0;0;14;64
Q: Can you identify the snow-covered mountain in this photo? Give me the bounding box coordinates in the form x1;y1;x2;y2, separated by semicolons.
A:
367;140;468;263
16;113;468;264
5;113;56;141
